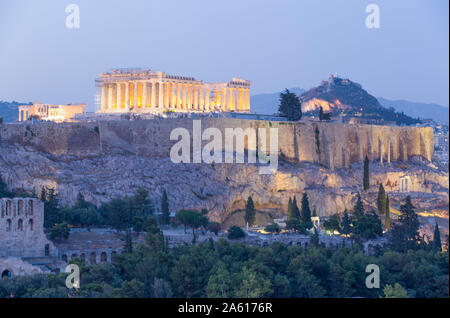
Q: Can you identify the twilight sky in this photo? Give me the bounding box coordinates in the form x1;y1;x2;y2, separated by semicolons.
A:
0;0;448;111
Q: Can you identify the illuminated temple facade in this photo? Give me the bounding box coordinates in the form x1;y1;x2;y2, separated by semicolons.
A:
96;68;251;113
18;102;86;122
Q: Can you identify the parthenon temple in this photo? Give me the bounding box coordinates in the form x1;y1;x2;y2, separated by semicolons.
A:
96;68;251;113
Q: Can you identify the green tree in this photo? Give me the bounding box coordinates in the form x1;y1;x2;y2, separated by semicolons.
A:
244;196;256;229
363;155;370;191
376;184;386;215
132;188;153;217
286;197;294;220
74;192;92;209
292;196;301;220
389;196;420;252
227;226;246;239
341;210;351;236
175;210;208;242
354;192;364;217
300;193;313;229
161;190;170;225
433;223;442;252
382;283;408;298
50;222;70;241
385;195;391;230
265;223;281;233
278;89;302;121
310;227;320;247
286;218;306;234
42;187;61;228
107;198;132;231
234;267;272;298
124;229;133;254
323;214;341;233
206;264;233;298
352;210;383;240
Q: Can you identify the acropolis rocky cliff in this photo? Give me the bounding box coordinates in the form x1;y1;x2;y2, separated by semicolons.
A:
0;118;446;224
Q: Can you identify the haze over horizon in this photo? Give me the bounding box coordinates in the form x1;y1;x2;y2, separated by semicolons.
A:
0;0;448;111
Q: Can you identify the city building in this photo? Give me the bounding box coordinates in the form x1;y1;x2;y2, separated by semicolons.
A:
95;68;251;113
18;101;86;122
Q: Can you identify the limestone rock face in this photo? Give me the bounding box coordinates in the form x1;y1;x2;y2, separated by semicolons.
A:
0;119;444;224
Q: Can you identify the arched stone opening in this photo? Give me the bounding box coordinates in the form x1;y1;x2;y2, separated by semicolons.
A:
100;252;108;263
18;219;23;231
18;200;24;216
6;219;11;232
29;219;34;230
1;269;12;279
90;252;97;264
6;200;11;216
62;254;68;262
29;200;34;216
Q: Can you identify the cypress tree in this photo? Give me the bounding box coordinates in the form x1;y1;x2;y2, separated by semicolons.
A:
363;155;370;191
389;195;420;252
292;196;301;220
244;196;256;229
311;227;320;247
161;190;170;225
433;223;442;252
385;195;391;230
300;193;313;229
341;210;351;236
377;184;386;215
124;229;133;254
287;197;293;220
278;89;302;121
354;192;364;217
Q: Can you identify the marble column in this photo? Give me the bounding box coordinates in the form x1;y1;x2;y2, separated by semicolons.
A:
116;83;122;110
230;88;235;111
125;82;130;111
101;84;106;111
205;90;210;111
181;84;186;109
199;88;204;111
158;82;164;108
133;82;138;109
239;89;244;111
170;83;175;109
142;82;147;109
108;84;113;110
246;88;250;111
187;85;192;110
222;89;227;111
176;83;181;109
164;82;169;109
151;82;156;108
193;85;198;110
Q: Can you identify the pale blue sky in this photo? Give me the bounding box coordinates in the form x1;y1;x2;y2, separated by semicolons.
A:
0;0;448;111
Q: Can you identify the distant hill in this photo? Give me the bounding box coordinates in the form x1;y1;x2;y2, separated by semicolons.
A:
299;75;419;125
250;87;305;114
378;98;449;125
250;76;424;125
0;101;30;123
